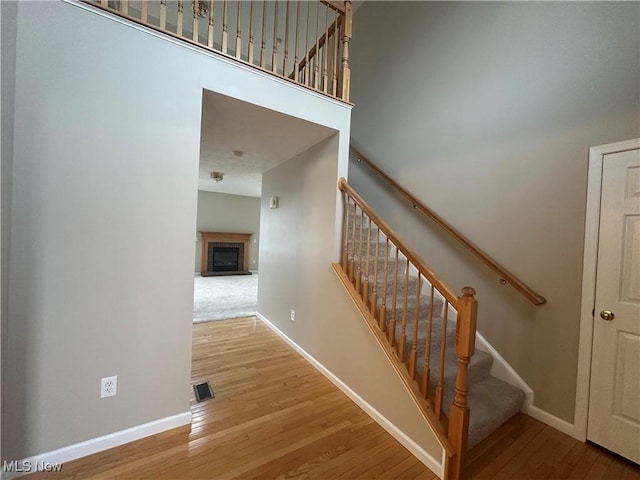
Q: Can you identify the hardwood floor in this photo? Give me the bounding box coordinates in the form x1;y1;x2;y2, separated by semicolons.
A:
23;317;436;480
466;413;639;479
22;316;639;479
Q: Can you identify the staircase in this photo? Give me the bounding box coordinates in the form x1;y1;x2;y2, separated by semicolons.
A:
337;178;525;479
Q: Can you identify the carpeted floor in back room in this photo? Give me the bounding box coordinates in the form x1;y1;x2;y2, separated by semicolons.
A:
193;273;258;323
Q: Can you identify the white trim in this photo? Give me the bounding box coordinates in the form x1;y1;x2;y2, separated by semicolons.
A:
525;406;577;438
255;311;445;479
2;412;192;480
575;138;640;442
62;0;353;111
474;332;535;410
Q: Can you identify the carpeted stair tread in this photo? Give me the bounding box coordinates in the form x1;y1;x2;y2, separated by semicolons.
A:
373;275;427;302
444;375;526;449
391;321;494;393
347;243;400;263
344;214;527;451
421;349;494;395
379;295;446;333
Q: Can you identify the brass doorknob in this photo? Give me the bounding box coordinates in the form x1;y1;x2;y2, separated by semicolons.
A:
600;310;615;321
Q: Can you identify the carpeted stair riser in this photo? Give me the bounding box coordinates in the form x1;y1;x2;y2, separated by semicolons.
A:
344;219;526;451
444;376;525;449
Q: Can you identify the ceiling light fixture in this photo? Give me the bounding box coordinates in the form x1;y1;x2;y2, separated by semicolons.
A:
210;171;224;182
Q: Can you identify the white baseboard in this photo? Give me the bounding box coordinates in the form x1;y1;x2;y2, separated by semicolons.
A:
523;405;578;439
2;412;191;480
255;311;445;479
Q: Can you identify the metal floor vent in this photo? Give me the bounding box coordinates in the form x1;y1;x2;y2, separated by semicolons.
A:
193;381;215;403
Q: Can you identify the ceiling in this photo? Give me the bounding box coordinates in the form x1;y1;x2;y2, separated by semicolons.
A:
198;90;336;197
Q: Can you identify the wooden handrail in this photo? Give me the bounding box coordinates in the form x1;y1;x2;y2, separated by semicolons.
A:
339;178;460;305
350;146;547;306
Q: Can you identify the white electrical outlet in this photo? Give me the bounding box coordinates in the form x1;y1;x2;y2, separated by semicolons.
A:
290;309;295;321
101;375;118;398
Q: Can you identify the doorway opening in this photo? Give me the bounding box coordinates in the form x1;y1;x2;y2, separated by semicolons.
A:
191;89;335;326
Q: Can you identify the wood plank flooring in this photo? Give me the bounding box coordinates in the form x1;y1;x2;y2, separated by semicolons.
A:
22;316;640;479
22;317;436;480
466;412;639;479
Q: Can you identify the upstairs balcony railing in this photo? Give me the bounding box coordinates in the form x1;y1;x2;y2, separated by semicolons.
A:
84;0;353;102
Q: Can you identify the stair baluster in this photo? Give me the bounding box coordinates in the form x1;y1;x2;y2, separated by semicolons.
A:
388;247;399;346
355;211;364;292
398;261;410;362
348;203;357;282
370;228;380;318
207;0;214;48
160;0;166;29
141;0;148;23
342;198;350;273
435;304;449;419
409;275;422;379
363;214;372;304
235;0;242;59
379;238;389;331
421;284;435;398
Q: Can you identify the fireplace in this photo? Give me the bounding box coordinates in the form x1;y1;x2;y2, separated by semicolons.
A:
210;244;241;272
200;232;252;276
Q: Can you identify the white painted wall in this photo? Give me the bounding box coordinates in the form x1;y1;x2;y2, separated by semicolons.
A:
258;135;444;471
349;1;640;423
3;0;353;464
195;191;261;272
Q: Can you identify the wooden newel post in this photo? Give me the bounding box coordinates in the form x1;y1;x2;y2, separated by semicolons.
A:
448;286;477;480
341;180;350;274
340;0;352;102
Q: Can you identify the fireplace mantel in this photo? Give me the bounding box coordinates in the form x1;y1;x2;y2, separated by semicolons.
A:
199;232;253;276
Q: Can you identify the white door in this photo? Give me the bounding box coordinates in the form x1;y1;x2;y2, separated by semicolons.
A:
588;147;640;463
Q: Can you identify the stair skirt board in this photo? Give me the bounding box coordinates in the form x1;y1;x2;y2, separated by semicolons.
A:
474;333;534;410
345;217;526;450
256;311;447;479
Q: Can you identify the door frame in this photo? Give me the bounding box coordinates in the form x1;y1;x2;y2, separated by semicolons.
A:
575;138;640;441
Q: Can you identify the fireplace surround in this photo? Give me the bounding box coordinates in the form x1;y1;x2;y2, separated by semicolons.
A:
199;232;253;276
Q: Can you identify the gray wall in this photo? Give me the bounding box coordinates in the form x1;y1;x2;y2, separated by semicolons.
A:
5;1;200;459
4;0;353;462
0;0;18;464
195;191;261;272
349;1;640;422
258;135;443;465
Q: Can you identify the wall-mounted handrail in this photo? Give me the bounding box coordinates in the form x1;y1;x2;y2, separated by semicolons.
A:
350;145;547;306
